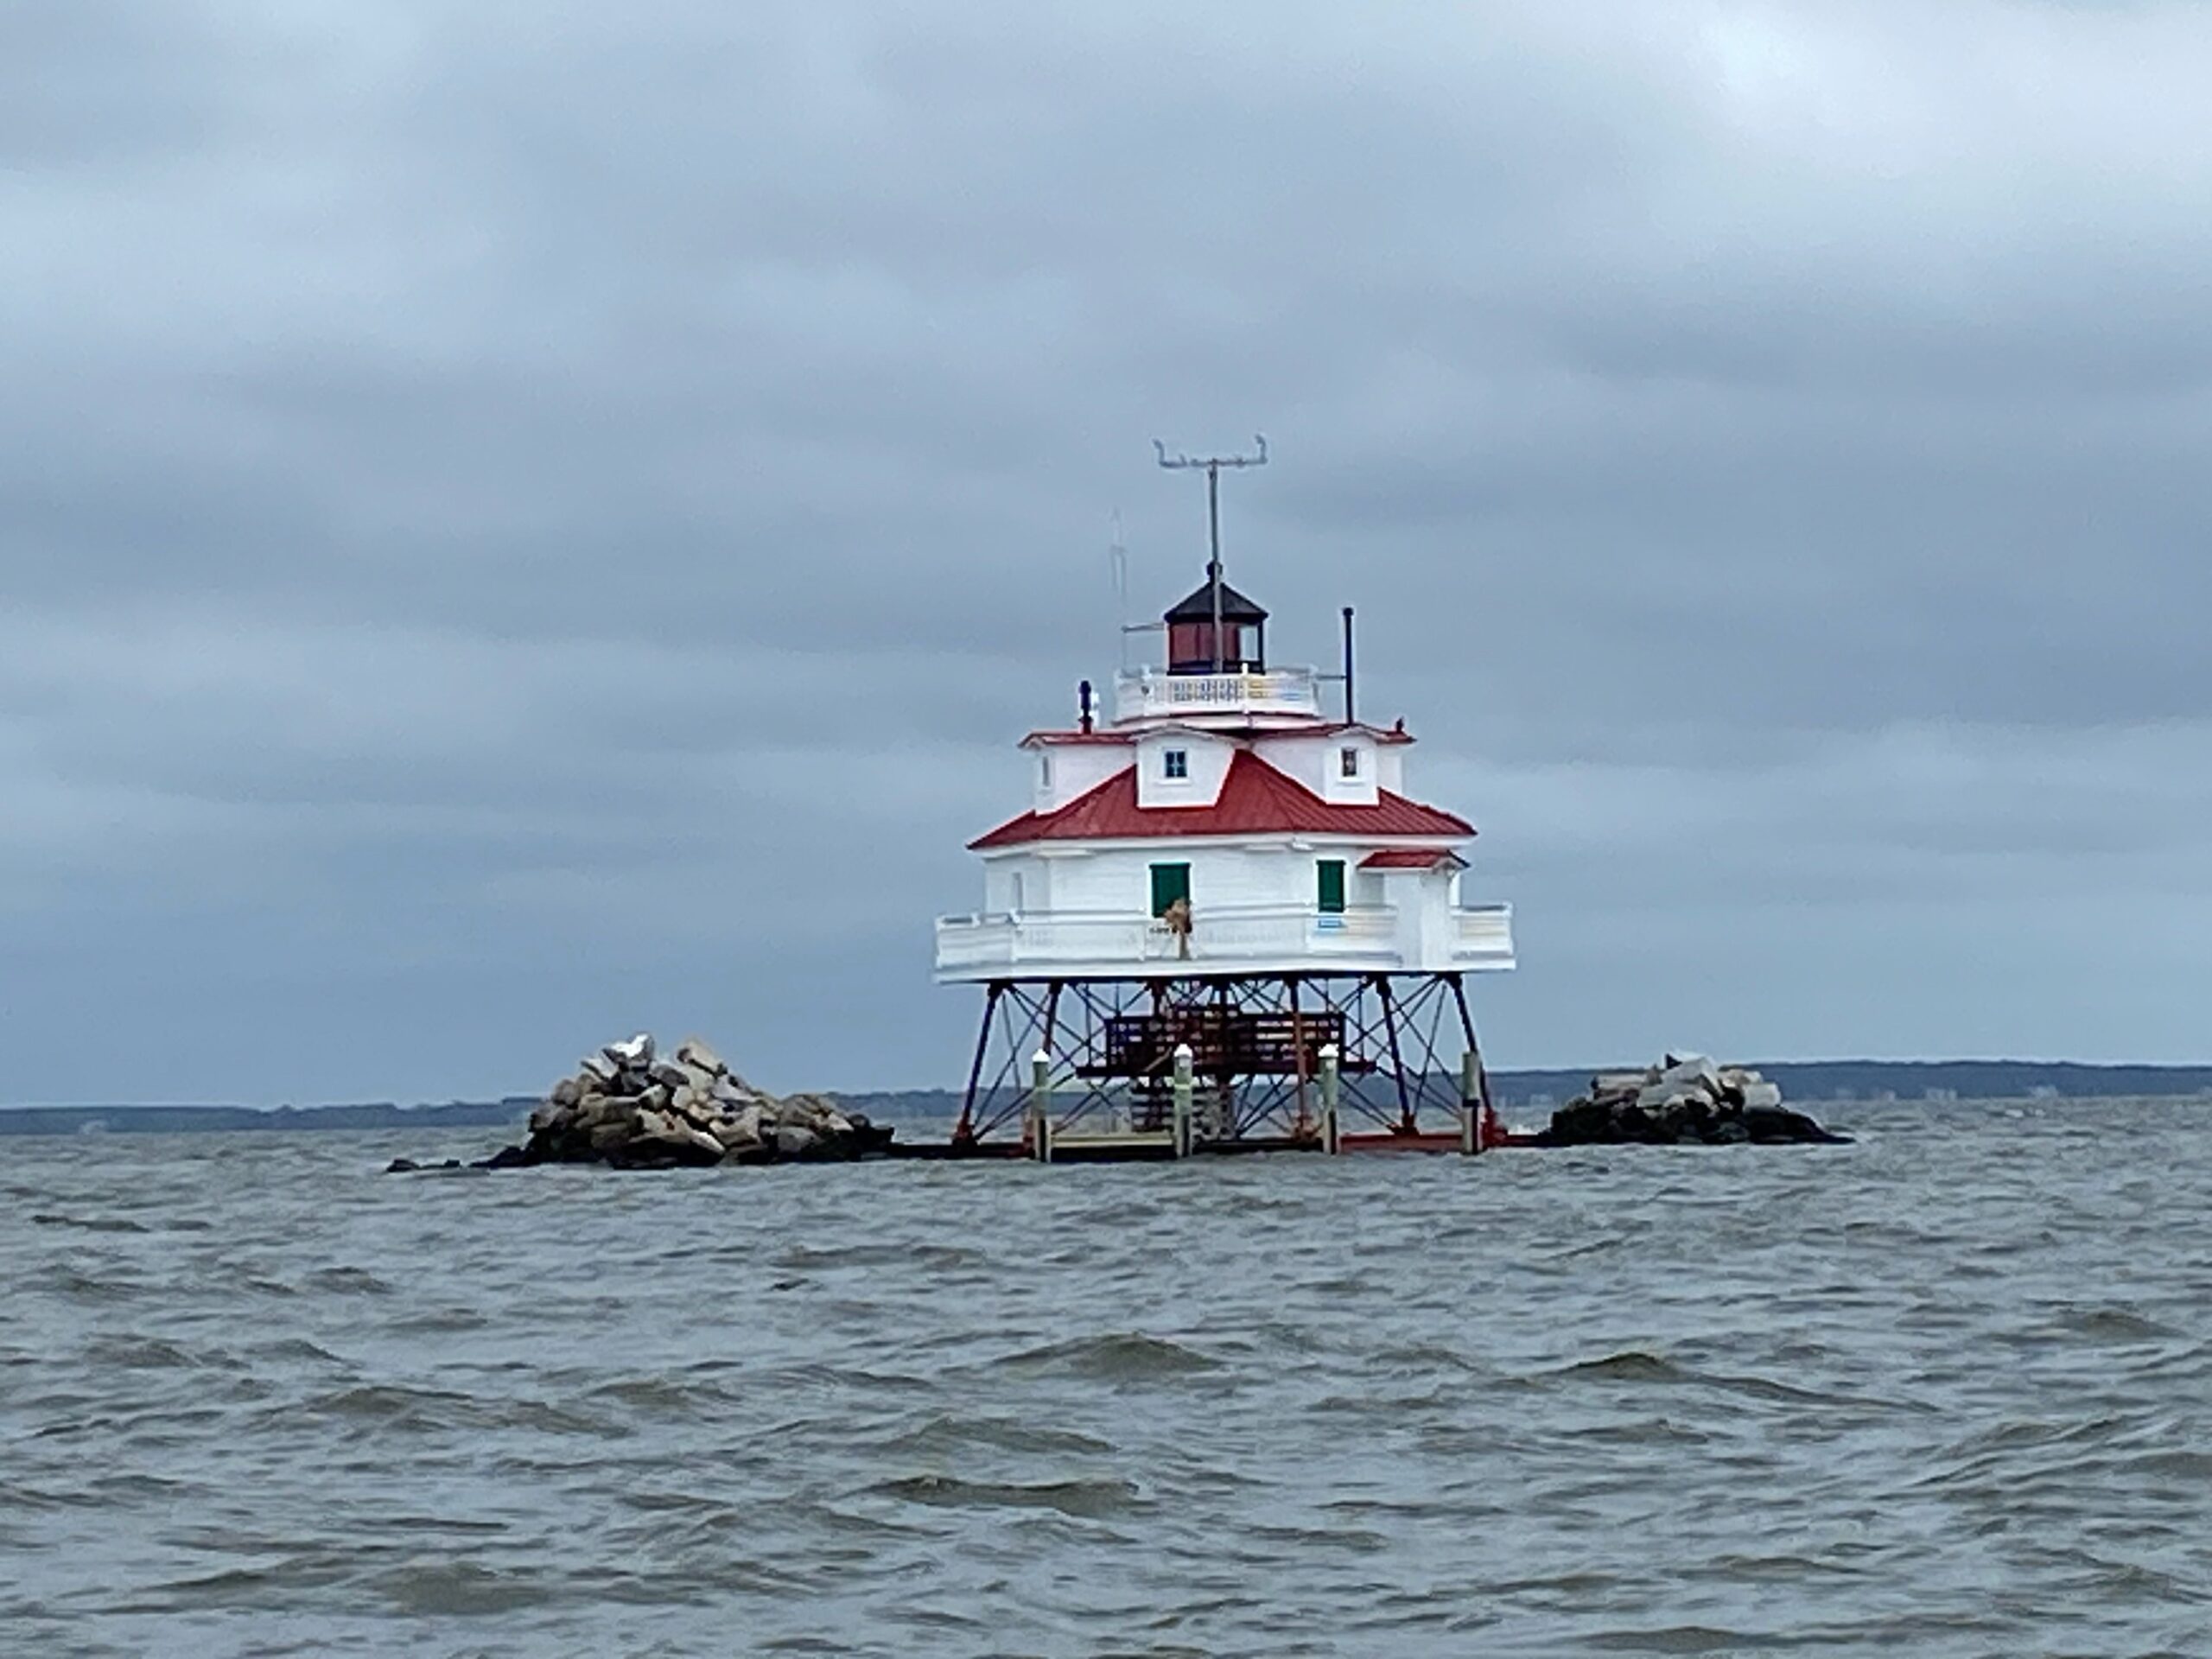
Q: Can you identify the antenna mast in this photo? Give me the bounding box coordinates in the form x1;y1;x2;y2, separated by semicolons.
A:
1153;435;1268;671
1108;509;1133;671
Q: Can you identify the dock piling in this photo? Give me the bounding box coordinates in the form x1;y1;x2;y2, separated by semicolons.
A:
1171;1042;1194;1157
1459;1049;1480;1154
1028;1051;1053;1163
1319;1043;1341;1154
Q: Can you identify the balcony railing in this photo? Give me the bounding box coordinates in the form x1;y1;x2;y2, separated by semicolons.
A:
935;901;1514;977
1451;903;1516;968
1113;666;1323;724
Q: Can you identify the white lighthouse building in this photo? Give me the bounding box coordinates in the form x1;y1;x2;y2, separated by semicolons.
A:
933;479;1515;1156
937;578;1515;985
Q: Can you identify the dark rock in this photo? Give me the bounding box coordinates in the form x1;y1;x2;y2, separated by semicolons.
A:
1529;1058;1847;1148
1535;1098;1617;1147
465;1032;902;1171
1744;1105;1852;1145
774;1124;823;1160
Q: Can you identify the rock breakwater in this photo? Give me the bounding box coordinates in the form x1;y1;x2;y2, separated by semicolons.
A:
1530;1054;1849;1147
390;1033;893;1173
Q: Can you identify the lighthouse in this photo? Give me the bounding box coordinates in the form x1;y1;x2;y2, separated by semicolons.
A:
933;460;1515;1156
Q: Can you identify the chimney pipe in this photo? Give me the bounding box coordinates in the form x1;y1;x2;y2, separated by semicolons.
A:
1077;678;1095;734
1340;607;1356;725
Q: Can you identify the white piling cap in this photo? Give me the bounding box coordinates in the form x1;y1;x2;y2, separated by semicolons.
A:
1031;1049;1052;1067
1173;1041;1194;1059
1319;1043;1340;1061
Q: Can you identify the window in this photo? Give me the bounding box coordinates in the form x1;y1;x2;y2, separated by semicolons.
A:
1162;748;1188;780
1149;862;1191;917
1339;746;1361;779
1039;754;1052;789
1316;859;1346;915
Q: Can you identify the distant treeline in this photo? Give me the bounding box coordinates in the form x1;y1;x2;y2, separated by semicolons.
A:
1478;1059;2212;1109
0;1099;541;1137
3;1060;2206;1137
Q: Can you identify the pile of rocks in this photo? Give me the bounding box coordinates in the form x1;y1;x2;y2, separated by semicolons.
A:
446;1033;893;1171
1531;1054;1849;1147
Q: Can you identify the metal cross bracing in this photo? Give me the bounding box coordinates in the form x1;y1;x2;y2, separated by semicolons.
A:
950;971;1491;1150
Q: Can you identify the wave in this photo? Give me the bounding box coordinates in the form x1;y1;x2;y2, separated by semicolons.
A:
1555;1351;1688;1383
29;1212;150;1234
862;1411;1116;1459
863;1472;1142;1517
990;1332;1222;1380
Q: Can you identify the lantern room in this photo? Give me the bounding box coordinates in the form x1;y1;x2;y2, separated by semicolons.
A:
1165;568;1268;673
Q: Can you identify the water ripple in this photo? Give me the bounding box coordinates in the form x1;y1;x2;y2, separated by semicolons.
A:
1;1101;2209;1656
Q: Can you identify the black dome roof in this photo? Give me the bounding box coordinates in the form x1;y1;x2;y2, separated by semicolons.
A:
1164;573;1268;624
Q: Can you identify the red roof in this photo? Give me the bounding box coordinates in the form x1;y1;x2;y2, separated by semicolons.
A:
1019;721;1412;747
969;750;1474;849
1020;729;1136;747
1360;848;1467;870
1302;721;1417;746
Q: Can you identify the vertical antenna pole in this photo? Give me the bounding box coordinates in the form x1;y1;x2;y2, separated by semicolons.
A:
1208;462;1224;671
1341;606;1356;724
1109;510;1131;672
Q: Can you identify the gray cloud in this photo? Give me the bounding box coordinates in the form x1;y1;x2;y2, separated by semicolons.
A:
6;0;2212;1103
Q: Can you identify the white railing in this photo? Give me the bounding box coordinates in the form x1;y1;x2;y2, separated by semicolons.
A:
1112;666;1323;724
936;904;1398;975
932;913;1022;973
1451;903;1516;967
938;901;1516;976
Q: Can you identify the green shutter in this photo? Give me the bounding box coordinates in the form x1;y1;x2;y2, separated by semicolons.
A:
1149;862;1191;917
1316;859;1346;914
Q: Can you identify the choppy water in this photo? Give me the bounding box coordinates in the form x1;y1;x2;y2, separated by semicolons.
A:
3;1100;2209;1657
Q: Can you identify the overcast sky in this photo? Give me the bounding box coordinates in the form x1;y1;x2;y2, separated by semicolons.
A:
7;1;2212;1105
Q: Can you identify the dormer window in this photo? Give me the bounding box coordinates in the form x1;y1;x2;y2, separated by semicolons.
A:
1162;748;1189;780
1339;746;1360;779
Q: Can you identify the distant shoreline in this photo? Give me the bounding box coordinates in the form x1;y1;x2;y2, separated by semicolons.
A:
3;1059;2208;1136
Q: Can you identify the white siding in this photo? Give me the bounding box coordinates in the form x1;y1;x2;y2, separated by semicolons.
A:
1033;849;1119;911
1258;734;1326;797
1255;732;1379;806
1031;843;1310;913
1135;728;1235;809
1030;742;1128;813
1320;738;1378;806
982;853;1051;913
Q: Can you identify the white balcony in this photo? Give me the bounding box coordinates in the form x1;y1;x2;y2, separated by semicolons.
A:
1113;666;1323;725
934;901;1515;981
1451;903;1516;969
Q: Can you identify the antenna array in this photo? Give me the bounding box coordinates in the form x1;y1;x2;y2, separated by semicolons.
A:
1152;435;1268;672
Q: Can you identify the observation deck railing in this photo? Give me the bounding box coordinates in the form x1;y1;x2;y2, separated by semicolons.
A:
1112;666;1323;724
